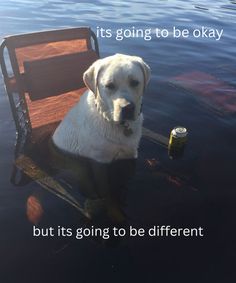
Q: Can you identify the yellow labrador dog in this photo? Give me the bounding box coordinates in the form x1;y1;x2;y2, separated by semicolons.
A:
52;54;150;163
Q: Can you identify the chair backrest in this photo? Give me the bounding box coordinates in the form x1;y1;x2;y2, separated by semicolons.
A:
0;27;99;140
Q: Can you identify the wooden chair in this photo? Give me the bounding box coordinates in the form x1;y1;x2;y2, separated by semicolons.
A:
0;27;99;144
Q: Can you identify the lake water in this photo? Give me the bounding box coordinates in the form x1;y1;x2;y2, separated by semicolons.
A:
0;1;236;282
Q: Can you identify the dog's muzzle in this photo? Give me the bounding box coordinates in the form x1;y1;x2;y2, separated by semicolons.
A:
121;102;135;121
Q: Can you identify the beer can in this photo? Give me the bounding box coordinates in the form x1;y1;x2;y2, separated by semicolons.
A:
168;126;188;159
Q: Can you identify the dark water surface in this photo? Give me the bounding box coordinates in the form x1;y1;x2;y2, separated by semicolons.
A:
0;1;236;282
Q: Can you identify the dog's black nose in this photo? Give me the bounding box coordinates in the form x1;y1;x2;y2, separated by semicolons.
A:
121;102;135;120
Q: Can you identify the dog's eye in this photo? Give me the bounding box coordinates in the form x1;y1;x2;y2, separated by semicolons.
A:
105;82;116;90
130;79;139;87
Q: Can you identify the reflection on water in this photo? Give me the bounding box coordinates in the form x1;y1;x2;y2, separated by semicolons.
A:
26;195;44;224
0;0;236;282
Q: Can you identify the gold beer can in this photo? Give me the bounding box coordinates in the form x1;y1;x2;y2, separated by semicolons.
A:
168;126;188;159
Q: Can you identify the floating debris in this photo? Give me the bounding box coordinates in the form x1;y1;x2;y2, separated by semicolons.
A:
168;126;188;159
168;176;183;187
145;158;160;169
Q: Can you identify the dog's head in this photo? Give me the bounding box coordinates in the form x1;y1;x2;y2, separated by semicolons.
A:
83;53;151;123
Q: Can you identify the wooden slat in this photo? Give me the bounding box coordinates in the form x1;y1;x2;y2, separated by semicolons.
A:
26;88;86;129
16;39;88;74
4;27;91;49
23;50;98;100
142;127;169;147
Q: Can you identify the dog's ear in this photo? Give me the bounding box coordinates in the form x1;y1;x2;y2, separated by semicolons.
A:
133;57;151;87
83;59;102;96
